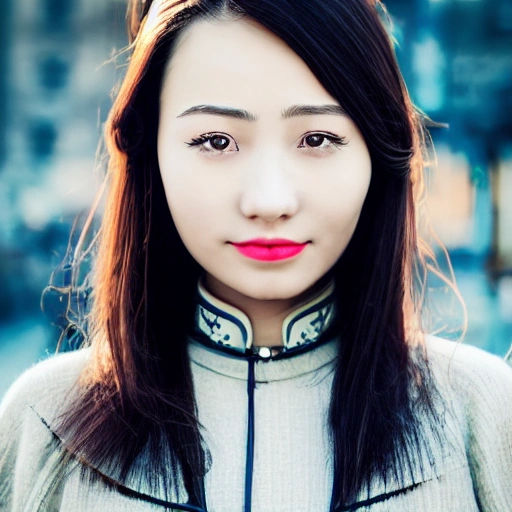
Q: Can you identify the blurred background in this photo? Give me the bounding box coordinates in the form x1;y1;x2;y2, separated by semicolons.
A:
0;0;511;398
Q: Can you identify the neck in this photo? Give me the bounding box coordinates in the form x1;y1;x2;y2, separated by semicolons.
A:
204;274;333;347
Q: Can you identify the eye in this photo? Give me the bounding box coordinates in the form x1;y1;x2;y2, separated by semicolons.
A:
186;132;239;154
298;132;347;151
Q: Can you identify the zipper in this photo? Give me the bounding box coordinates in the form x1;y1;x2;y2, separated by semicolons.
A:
244;357;256;512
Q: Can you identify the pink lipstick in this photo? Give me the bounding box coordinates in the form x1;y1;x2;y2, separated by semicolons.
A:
231;238;308;261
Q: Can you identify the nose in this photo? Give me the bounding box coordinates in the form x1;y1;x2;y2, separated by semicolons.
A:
239;154;300;222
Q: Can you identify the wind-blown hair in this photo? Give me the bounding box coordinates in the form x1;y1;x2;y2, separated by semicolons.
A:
56;0;446;507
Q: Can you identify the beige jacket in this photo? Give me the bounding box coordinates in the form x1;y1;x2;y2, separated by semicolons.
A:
0;336;512;512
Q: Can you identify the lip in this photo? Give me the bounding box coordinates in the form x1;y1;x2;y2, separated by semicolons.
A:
231;238;309;261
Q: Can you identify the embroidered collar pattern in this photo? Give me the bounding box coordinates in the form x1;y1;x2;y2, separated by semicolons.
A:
194;280;336;354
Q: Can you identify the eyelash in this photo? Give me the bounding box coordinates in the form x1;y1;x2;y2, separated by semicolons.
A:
185;131;347;155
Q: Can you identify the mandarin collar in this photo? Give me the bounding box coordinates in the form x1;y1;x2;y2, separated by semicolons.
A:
193;279;337;355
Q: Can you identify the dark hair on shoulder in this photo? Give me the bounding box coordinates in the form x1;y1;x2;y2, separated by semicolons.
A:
53;0;449;507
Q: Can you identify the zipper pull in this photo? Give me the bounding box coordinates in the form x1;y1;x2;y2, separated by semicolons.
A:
255;346;272;359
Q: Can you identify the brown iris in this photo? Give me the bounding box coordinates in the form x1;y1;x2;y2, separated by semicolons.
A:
304;134;325;147
211;136;230;150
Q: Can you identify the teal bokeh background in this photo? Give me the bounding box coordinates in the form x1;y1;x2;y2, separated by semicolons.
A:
1;0;511;397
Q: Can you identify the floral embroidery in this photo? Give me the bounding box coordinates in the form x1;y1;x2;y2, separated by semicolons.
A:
286;302;335;349
195;280;336;353
196;300;248;352
199;308;224;341
300;304;334;343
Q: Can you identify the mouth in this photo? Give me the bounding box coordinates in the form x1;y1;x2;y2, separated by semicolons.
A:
230;238;309;262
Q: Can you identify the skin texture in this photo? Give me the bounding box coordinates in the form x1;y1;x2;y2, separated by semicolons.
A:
158;17;372;345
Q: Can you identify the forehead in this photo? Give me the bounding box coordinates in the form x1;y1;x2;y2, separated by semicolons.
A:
160;17;338;114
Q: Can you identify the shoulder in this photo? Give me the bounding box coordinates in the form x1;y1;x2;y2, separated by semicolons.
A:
424;337;512;507
0;349;91;508
0;347;92;425
424;335;512;431
424;335;512;391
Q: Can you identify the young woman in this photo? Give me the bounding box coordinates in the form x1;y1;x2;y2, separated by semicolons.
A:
1;0;511;510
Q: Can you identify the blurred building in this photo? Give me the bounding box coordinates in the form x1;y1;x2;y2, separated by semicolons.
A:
0;0;126;394
0;0;125;316
388;0;512;353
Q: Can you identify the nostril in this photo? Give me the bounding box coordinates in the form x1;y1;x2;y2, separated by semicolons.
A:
239;191;300;222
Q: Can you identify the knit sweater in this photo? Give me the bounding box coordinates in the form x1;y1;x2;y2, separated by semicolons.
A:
1;285;512;511
1;335;512;512
189;337;338;511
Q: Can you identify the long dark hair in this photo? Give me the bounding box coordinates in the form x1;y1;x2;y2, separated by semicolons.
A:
56;0;444;506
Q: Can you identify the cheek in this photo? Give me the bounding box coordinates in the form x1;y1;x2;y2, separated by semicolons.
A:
159;151;198;209
158;160;230;257
315;165;371;216
313;163;371;249
162;179;208;242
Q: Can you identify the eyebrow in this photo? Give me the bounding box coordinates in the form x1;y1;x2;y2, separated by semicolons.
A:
177;105;257;121
282;104;347;119
176;104;347;121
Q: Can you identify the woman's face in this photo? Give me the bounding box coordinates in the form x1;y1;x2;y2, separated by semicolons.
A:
158;17;371;304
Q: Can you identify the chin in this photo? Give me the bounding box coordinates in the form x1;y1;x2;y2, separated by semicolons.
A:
232;276;317;302
244;289;300;301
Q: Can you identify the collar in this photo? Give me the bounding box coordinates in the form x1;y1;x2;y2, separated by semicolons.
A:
193;279;337;356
